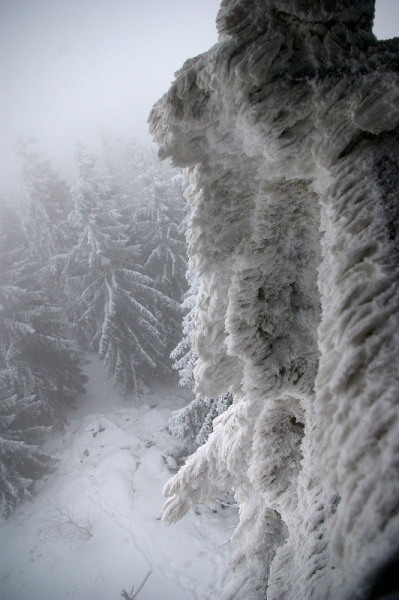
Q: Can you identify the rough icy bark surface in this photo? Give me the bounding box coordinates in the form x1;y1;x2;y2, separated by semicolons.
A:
149;1;399;598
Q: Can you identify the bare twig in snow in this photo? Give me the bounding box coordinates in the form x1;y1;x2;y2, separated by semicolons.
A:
121;570;152;599
39;500;95;542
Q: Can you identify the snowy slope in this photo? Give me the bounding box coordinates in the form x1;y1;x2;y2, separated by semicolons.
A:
0;357;237;600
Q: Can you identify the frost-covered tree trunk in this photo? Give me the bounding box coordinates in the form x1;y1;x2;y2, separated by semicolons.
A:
149;1;399;598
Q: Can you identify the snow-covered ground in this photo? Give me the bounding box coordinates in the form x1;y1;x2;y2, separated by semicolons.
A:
0;358;237;600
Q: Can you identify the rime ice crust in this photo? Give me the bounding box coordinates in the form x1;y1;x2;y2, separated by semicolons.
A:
149;1;399;598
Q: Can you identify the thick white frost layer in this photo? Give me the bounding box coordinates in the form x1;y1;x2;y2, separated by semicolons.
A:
149;1;399;598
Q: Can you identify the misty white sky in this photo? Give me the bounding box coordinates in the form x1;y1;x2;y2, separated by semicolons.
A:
1;0;399;193
1;0;221;190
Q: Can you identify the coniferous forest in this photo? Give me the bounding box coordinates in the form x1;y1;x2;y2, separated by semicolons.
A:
0;135;188;517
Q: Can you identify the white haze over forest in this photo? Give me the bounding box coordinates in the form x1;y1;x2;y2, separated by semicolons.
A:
1;0;398;195
1;0;221;193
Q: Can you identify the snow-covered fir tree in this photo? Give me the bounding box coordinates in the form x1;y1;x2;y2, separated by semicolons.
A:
65;145;181;393
170;269;199;390
169;269;232;449
15;139;72;256
0;200;87;423
135;162;186;297
0;374;55;518
133;163;187;355
0;284;86;427
14;139;74;300
168;392;233;450
150;1;399;598
99;133;188;310
0;210;86;516
98;132;151;206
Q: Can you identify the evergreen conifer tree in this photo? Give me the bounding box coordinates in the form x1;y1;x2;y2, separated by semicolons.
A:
169;269;232;449
14;138;75;302
0;205;86;516
66;145;180;393
15;138;73;261
135;162;186;291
